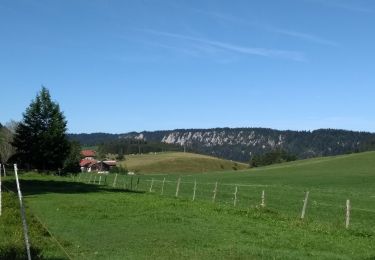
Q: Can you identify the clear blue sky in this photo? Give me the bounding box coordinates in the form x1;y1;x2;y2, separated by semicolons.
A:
1;0;374;133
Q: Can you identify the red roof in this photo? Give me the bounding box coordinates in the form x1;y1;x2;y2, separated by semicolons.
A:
79;159;97;167
81;150;96;157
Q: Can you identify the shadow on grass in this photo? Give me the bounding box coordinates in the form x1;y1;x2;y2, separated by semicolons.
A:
3;179;145;196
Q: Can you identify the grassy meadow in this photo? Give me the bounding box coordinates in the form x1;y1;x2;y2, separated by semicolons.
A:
120;152;249;173
1;151;375;259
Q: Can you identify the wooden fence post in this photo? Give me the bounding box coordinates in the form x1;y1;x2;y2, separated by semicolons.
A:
14;164;32;260
99;176;102;185
212;182;218;203
233;186;238;206
3;164;5;177
175;177;181;197
113;174;118;187
93;175;97;184
161;178;166;195
123;176;127;189
149;178;154;192
192;179;197;201
301;191;310;219
135;177;140;191
346;199;351;229
130;176;133;190
261;190;265;208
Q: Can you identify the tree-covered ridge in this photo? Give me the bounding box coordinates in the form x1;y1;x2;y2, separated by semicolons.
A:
68;132;120;146
96;139;182;159
68;128;375;163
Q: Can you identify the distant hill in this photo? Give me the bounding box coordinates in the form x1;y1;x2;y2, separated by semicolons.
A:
68;128;375;162
121;152;248;174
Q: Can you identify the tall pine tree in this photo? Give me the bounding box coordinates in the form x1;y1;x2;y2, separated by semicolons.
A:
13;87;70;171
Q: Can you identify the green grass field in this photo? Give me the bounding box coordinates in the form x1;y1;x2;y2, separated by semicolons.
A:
120;152;248;173
1;151;375;259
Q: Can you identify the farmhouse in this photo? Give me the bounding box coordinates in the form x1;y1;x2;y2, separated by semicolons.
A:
79;159;96;172
91;160;117;172
79;149;117;173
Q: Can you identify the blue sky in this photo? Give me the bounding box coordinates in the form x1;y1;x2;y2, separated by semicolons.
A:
1;0;374;133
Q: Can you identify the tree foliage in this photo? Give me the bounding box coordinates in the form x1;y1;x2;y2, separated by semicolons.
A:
360;138;375;151
97;139;181;158
250;149;297;167
0;121;17;164
63;141;82;174
13;87;70;171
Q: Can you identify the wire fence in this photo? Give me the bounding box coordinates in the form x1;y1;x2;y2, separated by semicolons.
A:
2;167;375;259
2;163;375;260
2;166;375;232
73;172;375;232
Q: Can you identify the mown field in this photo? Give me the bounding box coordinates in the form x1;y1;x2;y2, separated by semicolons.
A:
1;151;375;259
120;152;248;173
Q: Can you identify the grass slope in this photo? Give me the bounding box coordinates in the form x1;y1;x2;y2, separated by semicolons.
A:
1;151;375;259
121;152;248;173
0;189;68;259
24;188;375;259
129;151;375;231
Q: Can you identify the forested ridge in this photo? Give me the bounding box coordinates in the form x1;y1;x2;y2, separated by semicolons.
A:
68;128;375;163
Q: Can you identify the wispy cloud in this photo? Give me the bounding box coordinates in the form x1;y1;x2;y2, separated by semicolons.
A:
140;29;306;62
190;8;245;25
140;40;200;57
268;27;339;47
190;8;338;47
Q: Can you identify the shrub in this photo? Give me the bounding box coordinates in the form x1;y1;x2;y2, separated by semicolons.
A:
0;243;42;260
109;165;128;174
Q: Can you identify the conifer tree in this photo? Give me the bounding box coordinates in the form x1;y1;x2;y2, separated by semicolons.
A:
13;87;70;170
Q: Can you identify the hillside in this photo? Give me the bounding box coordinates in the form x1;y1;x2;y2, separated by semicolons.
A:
121;152;248;173
129;151;375;232
68;127;375;162
175;151;375;191
2;151;375;258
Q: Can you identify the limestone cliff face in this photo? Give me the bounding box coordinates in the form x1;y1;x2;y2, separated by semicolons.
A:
160;130;284;148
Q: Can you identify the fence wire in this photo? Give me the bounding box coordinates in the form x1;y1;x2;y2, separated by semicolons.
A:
73;172;375;231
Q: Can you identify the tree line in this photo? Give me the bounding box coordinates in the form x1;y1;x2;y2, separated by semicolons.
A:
96;139;182;160
249;149;297;167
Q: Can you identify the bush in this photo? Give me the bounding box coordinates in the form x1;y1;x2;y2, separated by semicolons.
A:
62;141;82;174
0;243;42;260
109;165;128;174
